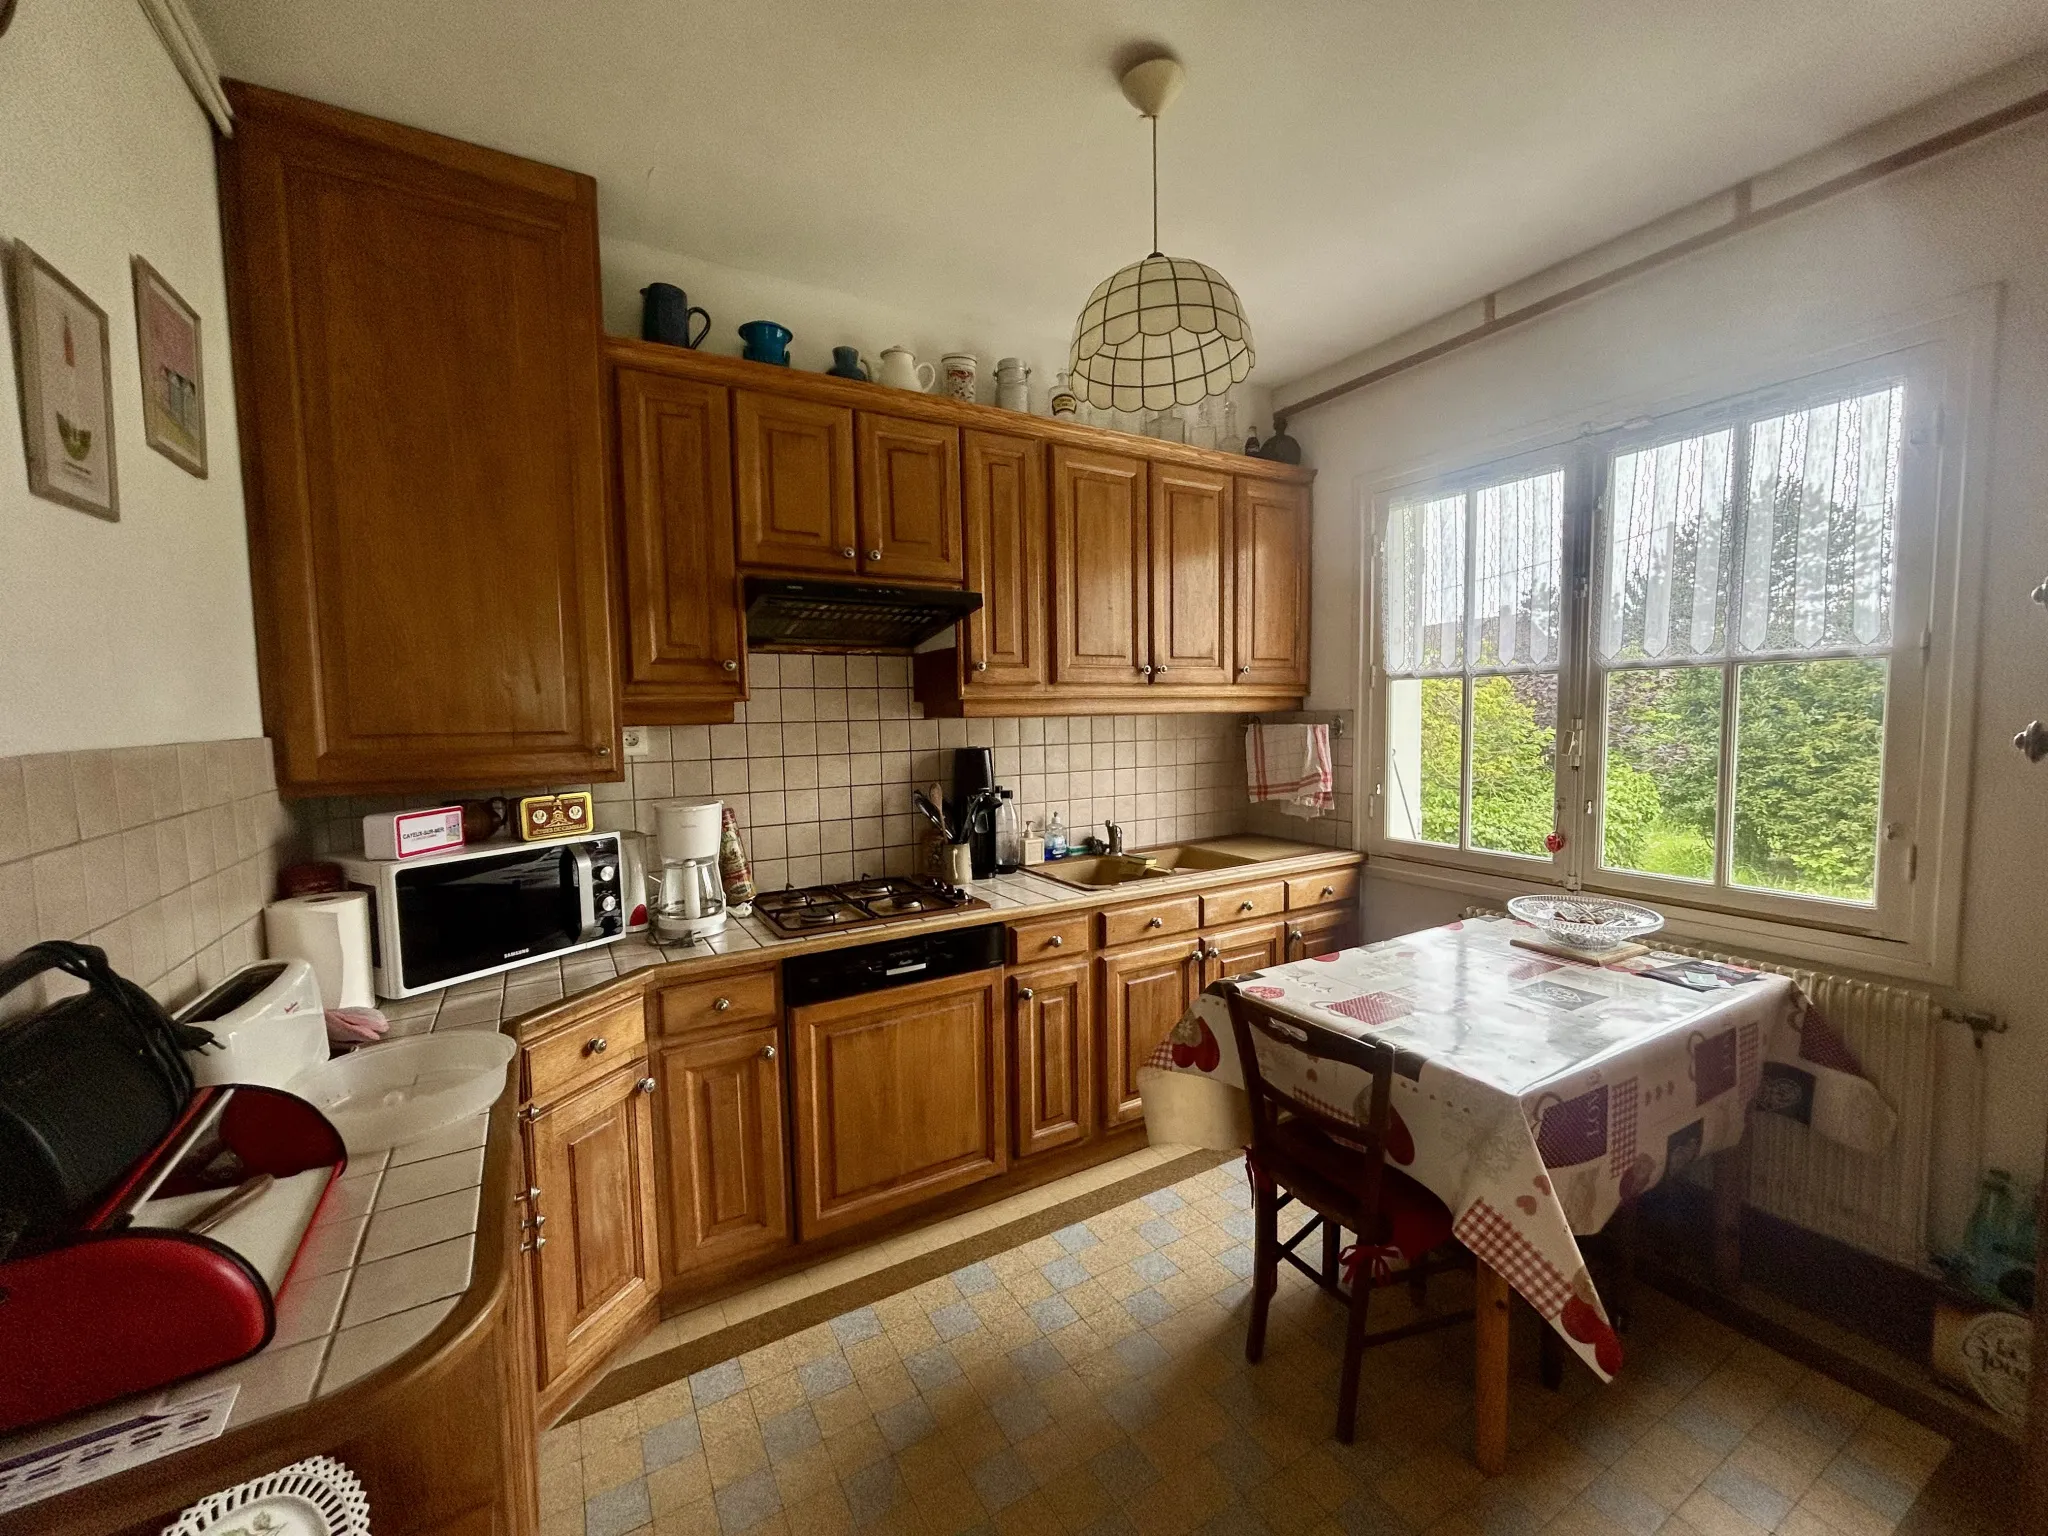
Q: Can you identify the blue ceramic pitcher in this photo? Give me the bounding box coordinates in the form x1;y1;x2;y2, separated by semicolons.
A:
738;320;793;366
640;284;709;349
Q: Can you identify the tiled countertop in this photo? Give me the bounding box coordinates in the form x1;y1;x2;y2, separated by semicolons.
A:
377;837;1364;1040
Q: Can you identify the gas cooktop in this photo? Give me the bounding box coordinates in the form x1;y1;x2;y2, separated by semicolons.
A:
752;876;989;938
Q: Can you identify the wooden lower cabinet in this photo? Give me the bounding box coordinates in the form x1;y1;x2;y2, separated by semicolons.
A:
1285;905;1358;961
1201;919;1286;987
652;1021;791;1282
1010;960;1094;1160
524;1062;661;1392
1099;936;1202;1128
790;970;1007;1240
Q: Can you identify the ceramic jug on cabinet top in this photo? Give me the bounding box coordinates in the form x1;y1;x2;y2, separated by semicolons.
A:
875;346;936;393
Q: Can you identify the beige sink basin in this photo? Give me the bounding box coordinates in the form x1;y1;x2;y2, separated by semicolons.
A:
1027;842;1263;889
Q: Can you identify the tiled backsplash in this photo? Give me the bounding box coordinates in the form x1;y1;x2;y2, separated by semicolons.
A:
302;654;1253;891
0;739;301;1020
1242;709;1357;849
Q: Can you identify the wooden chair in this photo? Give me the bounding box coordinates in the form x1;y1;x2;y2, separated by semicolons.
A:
1224;982;1472;1443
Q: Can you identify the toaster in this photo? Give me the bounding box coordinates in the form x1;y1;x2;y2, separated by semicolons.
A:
176;959;328;1090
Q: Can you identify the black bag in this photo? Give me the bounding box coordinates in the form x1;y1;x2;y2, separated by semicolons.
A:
0;942;216;1260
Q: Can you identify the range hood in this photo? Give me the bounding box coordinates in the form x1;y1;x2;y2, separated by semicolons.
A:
743;577;983;652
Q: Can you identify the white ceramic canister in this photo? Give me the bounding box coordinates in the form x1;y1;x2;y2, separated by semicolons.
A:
941;353;979;402
993;357;1031;412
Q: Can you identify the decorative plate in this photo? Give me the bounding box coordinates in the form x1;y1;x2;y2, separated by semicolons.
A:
1505;894;1664;950
163;1456;369;1536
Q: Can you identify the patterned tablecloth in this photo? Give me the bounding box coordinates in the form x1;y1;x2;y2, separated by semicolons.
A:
1139;915;1897;1381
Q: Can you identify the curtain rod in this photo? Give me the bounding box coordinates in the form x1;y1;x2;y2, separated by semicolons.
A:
1277;85;2048;425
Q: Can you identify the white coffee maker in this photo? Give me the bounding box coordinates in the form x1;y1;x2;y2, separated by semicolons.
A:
651;798;727;945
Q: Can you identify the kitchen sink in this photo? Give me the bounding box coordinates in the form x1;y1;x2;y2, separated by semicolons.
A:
1026;842;1262;889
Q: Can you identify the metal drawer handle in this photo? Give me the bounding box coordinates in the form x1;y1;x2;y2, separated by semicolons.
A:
867;548;883;561
586;1036;609;1055
974;661;989;671
723;659;739;672
760;1043;777;1060
1287;928;1304;943
1153;664;1170;676
521;1235;547;1253
638;1076;657;1094
522;1213;547;1230
1320;885;1335;898
713;996;731;1011
514;1185;541;1205
1147;916;1164;929
1046;935;1063;948
1237;664;1251;677
1237;900;1254;912
1138;663;1154;676
519;1105;542;1123
841;547;857;559
1203;946;1221;961
1017;986;1035;1000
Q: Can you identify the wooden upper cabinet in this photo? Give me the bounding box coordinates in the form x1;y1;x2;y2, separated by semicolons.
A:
734;390;857;574
960;430;1048;689
613;368;745;721
789;970;1006;1240
652;1021;791;1282
1148;464;1234;688
217;82;617;793
1050;447;1148;688
856;414;964;585
1235;478;1311;689
525;1065;661;1390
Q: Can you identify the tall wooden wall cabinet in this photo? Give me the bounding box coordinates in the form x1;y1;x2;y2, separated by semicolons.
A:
218;82;620;794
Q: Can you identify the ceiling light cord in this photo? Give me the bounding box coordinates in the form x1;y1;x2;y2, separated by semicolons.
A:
1149;114;1161;258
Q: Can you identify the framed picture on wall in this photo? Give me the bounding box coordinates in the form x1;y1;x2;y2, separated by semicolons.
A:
5;242;119;520
131;257;206;477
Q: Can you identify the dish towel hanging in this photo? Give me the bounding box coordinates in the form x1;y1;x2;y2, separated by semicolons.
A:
1245;723;1332;816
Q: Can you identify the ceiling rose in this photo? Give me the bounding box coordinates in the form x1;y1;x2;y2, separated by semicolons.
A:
1068;55;1255;414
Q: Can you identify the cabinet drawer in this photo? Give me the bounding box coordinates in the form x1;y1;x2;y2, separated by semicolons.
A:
1100;894;1201;948
524;996;647;1108
658;970;778;1037
1008;913;1090;966
1199;880;1287;928
1286;868;1358;910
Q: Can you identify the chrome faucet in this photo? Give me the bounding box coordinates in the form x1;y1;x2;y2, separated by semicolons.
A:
1104;820;1124;855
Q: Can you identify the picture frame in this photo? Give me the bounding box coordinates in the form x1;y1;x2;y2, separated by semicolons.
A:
6;241;118;521
131;256;207;477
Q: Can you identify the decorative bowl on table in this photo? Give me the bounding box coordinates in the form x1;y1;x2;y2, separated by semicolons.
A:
1504;894;1664;952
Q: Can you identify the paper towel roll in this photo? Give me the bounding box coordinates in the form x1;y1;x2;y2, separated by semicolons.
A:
264;892;375;1009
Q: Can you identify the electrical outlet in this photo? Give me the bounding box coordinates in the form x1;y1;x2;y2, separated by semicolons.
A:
622;725;651;760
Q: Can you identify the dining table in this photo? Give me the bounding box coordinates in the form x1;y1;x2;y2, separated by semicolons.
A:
1138;913;1898;1472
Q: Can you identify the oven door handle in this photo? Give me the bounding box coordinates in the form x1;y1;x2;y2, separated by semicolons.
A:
568;843;600;942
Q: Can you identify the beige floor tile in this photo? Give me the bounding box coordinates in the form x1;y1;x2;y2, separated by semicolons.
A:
1796;1479;1898;1536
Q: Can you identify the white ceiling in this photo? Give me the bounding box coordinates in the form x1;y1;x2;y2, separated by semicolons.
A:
187;0;2048;386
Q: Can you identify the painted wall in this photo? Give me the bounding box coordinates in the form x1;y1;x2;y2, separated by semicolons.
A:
0;0;263;756
1280;115;2048;1251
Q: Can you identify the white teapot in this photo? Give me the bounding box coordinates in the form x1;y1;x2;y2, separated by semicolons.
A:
875;346;937;392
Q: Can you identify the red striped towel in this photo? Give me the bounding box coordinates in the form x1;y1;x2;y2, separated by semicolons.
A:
1245;723;1332;812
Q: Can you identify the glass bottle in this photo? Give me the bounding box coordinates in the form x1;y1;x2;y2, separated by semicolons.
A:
1221;396;1241;453
1045;811;1068;859
993;790;1022;873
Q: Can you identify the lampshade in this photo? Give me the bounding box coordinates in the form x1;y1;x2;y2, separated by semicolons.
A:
1068;254;1255;413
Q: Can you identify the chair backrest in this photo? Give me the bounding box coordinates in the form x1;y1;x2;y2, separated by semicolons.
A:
1223;982;1397;1209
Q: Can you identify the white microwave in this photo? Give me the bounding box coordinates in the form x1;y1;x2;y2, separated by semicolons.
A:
339;833;625;998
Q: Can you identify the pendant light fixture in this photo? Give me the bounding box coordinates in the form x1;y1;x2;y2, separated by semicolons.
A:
1068;54;1254;413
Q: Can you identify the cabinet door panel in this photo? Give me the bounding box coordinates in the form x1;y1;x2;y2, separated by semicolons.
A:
219;84;616;792
961;430;1047;688
858;414;964;584
1051;448;1148;688
1149;465;1234;687
615;368;745;718
1011;959;1094;1159
791;971;1005;1239
1201;920;1286;988
1235;478;1311;689
654;1023;790;1280
528;1065;660;1389
1285;906;1359;962
735;391;857;574
1099;937;1200;1128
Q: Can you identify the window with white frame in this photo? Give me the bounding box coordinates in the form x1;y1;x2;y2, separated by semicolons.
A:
1368;321;1982;974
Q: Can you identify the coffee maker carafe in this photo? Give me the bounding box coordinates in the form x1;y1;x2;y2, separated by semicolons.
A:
651;798;727;945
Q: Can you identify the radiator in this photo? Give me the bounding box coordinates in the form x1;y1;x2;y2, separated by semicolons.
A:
1458;908;1939;1268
